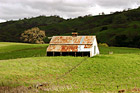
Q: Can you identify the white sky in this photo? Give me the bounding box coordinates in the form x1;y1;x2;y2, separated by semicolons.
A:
0;0;140;23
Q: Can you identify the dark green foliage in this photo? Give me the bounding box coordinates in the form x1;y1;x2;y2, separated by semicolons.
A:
131;35;140;48
43;37;51;43
1;8;140;47
113;14;127;24
0;15;64;42
114;35;128;47
100;26;108;31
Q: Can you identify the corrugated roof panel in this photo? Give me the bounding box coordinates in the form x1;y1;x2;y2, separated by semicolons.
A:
80;36;85;44
82;36;94;44
47;44;93;52
47;45;78;52
84;45;92;48
50;36;95;44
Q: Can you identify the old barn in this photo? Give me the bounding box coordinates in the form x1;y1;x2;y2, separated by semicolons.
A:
47;33;99;57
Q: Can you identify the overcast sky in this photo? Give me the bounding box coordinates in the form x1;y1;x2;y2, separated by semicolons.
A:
0;0;140;23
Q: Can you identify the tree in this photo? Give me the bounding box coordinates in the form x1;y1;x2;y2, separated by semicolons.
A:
20;27;46;44
102;12;105;15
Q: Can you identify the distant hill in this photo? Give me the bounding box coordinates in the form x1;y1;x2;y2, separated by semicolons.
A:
0;7;140;48
0;16;64;42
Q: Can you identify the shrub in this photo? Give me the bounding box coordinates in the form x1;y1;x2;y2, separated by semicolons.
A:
99;43;109;47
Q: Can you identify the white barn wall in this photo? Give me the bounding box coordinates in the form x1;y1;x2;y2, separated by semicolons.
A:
77;45;91;52
91;37;100;57
77;37;99;57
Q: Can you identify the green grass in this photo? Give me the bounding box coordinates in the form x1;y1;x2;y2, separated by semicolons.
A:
0;42;140;92
0;42;140;60
0;42;48;60
0;57;85;87
60;54;140;92
99;46;140;54
0;42;48;53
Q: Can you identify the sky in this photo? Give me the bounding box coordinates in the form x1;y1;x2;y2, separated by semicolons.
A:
0;0;140;23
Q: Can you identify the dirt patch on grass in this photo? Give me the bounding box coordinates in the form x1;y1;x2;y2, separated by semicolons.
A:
118;88;140;93
128;88;140;92
80;90;93;93
0;86;38;93
35;83;72;92
0;83;72;93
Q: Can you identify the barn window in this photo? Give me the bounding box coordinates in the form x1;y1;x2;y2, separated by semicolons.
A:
54;52;60;56
76;52;82;56
69;52;75;56
62;52;69;56
83;52;90;57
47;52;53;56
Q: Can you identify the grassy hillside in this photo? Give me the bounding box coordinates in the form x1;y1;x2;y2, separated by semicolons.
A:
0;42;48;60
0;42;140;92
1;7;140;47
0;42;139;60
1;54;140;92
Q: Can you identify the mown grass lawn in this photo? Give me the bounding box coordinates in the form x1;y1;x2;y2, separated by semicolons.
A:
0;42;140;92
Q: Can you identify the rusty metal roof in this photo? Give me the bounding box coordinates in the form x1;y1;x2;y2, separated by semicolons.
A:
47;45;78;52
47;45;92;52
50;36;95;44
47;36;95;52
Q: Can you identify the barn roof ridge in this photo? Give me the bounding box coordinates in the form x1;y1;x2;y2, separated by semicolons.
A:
49;35;95;45
52;35;96;37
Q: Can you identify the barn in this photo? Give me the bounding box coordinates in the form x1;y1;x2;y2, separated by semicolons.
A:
46;33;99;57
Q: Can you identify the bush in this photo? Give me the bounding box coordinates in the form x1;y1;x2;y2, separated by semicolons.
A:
99;43;109;47
43;37;51;43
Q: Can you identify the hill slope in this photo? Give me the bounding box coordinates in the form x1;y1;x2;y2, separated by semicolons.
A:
0;42;139;60
0;42;140;92
0;16;64;42
0;7;140;47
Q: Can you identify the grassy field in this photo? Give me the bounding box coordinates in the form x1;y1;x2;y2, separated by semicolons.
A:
0;42;48;60
0;42;140;92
